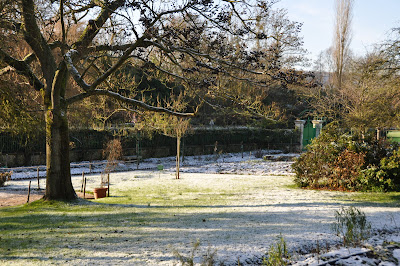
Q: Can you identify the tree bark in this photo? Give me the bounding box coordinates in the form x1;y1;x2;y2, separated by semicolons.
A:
44;64;77;200
44;108;76;200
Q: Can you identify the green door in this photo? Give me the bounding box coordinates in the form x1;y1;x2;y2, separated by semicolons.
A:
303;119;316;149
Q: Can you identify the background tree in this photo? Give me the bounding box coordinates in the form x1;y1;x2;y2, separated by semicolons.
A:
300;0;355;122
342;52;400;132
332;0;353;90
135;92;190;180
305;25;400;134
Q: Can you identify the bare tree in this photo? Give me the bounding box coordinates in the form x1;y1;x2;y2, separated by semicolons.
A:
0;0;293;200
332;0;354;90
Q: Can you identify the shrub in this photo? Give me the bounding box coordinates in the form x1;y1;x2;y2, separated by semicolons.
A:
359;149;400;191
0;172;12;187
293;122;400;191
332;206;371;246
292;123;360;190
101;139;123;186
332;149;365;190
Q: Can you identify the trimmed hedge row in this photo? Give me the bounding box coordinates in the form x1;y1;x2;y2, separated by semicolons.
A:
0;127;299;154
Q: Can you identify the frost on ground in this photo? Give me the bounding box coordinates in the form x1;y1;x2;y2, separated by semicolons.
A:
1;151;400;265
6;150;296;180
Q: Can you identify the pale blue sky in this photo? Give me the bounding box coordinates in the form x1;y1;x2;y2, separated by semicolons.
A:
274;0;400;62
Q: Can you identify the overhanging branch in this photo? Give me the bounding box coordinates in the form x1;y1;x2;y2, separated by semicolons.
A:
66;89;195;117
0;48;44;90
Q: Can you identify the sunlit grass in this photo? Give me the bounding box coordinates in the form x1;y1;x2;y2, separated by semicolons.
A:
337;191;400;207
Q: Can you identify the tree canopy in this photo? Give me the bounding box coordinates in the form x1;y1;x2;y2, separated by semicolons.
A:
0;0;310;200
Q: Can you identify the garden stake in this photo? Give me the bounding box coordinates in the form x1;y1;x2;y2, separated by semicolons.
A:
107;173;110;197
81;172;85;192
83;177;87;199
27;180;31;203
37;167;40;190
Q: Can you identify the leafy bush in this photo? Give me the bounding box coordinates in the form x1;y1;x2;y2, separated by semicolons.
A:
359;149;400;191
333;149;365;190
332;206;371;246
293;123;400;191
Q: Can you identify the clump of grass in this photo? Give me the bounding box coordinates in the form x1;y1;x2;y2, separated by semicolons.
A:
263;235;290;266
332;206;371;246
172;240;217;266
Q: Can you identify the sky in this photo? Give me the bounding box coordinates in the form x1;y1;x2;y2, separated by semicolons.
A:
273;0;400;65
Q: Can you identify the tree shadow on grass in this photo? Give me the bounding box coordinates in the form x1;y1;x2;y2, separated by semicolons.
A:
1;193;400;265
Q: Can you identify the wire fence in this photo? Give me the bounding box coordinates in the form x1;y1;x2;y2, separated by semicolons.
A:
0;159;144;181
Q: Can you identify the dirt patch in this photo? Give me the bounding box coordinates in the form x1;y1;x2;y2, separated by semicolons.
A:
0;190;94;208
0;190;44;207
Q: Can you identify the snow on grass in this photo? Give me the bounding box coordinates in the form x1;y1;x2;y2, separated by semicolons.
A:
5;150;296;180
1;150;400;265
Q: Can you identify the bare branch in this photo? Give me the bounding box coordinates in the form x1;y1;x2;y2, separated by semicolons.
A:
65;1;96;16
86;43;142;53
64;49;91;91
60;0;66;55
66;89;195;117
73;0;125;51
21;0;57;87
90;39;146;89
0;48;44;90
0;66;13;76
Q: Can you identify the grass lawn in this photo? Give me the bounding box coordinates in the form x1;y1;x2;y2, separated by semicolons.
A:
1;172;399;265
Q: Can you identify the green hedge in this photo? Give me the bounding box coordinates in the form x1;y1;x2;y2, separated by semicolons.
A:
0;127;298;154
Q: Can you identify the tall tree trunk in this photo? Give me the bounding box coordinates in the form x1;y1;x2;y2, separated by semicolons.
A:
44;64;77;200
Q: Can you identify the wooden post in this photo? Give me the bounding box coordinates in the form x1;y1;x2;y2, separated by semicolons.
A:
81;172;85;192
27;181;31;203
136;131;140;170
89;163;92;173
176;137;181;179
107;173;110;197
83;177;87;199
37;167;40;190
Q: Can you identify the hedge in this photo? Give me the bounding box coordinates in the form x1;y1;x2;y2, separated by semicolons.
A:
0;127;299;154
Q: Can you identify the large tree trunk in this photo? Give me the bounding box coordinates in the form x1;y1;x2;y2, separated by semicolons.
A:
44;65;77;200
44;108;77;200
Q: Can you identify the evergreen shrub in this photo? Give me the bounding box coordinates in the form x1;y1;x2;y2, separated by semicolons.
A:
292;123;400;191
